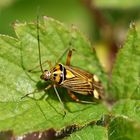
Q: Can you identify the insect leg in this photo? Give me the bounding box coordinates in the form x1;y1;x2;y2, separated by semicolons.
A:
66;49;75;66
53;84;66;116
35;84;53;100
21;89;39;99
44;84;52;91
21;84;52;99
67;90;95;104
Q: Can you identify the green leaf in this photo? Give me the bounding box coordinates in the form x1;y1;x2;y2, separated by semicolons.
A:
68;125;107;140
108;116;140;140
0;17;108;135
110;23;140;99
112;99;140;123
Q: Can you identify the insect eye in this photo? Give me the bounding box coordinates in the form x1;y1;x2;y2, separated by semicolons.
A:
54;73;57;76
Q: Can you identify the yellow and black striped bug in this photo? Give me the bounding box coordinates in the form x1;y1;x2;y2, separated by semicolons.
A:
39;50;104;102
22;17;104;115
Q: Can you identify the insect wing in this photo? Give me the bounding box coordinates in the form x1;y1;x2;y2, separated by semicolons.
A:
61;65;103;97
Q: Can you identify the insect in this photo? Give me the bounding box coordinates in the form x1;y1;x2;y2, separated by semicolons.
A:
39;50;104;102
22;17;104;115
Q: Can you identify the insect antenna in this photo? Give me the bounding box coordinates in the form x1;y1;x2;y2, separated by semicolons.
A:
36;15;44;73
36;15;66;116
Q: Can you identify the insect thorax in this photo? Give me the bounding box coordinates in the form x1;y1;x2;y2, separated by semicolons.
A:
52;64;74;84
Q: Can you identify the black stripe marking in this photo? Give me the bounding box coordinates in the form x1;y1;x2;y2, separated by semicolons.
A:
59;64;63;84
59;64;63;71
53;73;57;81
63;67;66;80
58;76;62;84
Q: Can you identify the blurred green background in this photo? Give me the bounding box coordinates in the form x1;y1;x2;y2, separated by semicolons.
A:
0;0;140;72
